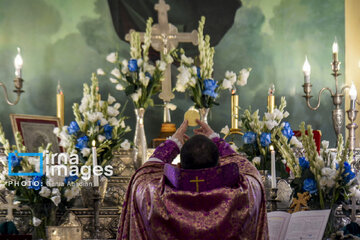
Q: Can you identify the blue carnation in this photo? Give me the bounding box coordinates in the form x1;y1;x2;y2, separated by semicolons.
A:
342;161;356;184
76;136;89;150
64;175;79;185
28;176;42;191
128;59;138;72
203;79;218;98
10;155;22;167
260;132;271;147
299;157;309;169
243;132;256;144
104;124;113;140
281;122;294;140
68;121;80;135
303;178;317;194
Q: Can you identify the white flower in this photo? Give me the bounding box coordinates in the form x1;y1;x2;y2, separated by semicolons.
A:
157;60;167;71
33;217;42;227
81;148;91;157
97;68;105;75
144;62;155;75
165;103;177;111
321;140;329;150
290;136;303;148
222;79;233;90
120;121;126;128
28;157;41;173
39;187;51;198
283;111;290;118
116;83;124;91
111;68;121;79
252;157;261;166
53;127;60;135
137;58;143;67
125;126;131;132
99;117;108;126
121;59;129;74
51;195;61;206
108;117;119;126
350;186;360;199
321;167;336;178
139;72;150;87
110;77;119;84
220;125;230;135
113;103;121;110
225;71;237;84
64;186;81;201
319;176;335;189
52;188;60;196
107;106;119;117
273;109;283;121
181;54;194;65
237;68;251;86
108;94;116;104
97;135;106;143
87;112;103;123
106;52;117;63
131;89;142;102
264;120;278;130
121;139;131;150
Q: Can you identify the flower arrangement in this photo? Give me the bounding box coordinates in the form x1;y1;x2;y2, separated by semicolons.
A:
105;18;170;109
239;97;302;177
0;124;80;238
54;73;131;166
173;16;251;109
288;123;357;210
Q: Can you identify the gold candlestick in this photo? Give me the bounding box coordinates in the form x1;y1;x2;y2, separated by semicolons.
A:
57;81;64;126
267;84;275;113
231;90;239;129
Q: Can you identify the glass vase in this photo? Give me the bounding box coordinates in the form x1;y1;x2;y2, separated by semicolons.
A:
199;108;210;124
133;108;147;169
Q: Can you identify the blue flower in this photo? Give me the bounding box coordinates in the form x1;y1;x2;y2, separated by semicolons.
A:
145;72;152;79
299;157;309;169
104;124;113;140
68;121;80;135
203;79;218;98
197;67;201;79
243;132;256;144
342;161;356;184
64;175;79;185
128;59;138;72
76;136;89;150
28;176;42;191
303;178;317;194
260;133;271;147
281;122;294;140
10;155;22;167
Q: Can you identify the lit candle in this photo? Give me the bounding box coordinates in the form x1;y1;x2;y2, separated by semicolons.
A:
14;47;23;78
92;140;99;187
302;56;311;84
349;82;357;110
267;84;275;113
231;89;239;129
332;38;339;62
270;145;276;188
56;81;65;126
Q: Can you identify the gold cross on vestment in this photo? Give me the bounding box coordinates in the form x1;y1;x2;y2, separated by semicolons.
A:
190;176;205;193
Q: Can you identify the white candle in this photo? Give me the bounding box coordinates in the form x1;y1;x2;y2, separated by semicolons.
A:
270;145;276;188
350;82;357;110
302;56;311;84
14;47;23;78
332;38;339;62
92;140;99;187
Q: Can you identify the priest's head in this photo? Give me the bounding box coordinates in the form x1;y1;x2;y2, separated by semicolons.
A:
180;135;219;169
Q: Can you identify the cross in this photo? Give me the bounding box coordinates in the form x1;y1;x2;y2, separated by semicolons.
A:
189;176;205;193
0;194;20;221
125;0;198;122
343;196;360;221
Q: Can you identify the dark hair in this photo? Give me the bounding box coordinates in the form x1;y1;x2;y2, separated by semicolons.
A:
180;135;219;169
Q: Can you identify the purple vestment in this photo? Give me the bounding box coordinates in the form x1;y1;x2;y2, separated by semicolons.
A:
117;137;269;240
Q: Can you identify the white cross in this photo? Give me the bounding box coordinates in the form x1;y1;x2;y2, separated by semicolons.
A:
125;0;198;122
0;194;20;221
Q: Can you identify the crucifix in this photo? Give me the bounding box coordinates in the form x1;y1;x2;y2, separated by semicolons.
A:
0;194;20;221
189;176;205;193
125;0;198;123
343;196;360;221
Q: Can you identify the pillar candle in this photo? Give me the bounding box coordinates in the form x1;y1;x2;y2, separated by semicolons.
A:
14;48;23;78
92;140;99;187
231;90;239;129
270;145;276;188
267;84;275;113
56;82;65;126
302;56;311;84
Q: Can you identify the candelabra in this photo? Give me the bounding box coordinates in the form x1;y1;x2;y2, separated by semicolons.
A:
302;41;349;140
1;48;24;105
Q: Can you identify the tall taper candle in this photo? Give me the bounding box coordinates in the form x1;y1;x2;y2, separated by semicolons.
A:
267;84;275;113
56;81;65;126
303;56;311;84
231;90;239;129
332;38;339;62
349;82;357;110
92;140;99;187
14;47;23;78
270;145;276;188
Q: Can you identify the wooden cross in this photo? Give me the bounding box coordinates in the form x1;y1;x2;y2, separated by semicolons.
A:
0;194;20;220
343;196;360;221
288;192;310;213
190;176;205;193
125;0;198;121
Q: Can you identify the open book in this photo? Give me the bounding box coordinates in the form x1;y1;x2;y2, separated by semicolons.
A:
267;210;331;240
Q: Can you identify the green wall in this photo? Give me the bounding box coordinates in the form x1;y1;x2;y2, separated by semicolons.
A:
0;0;345;146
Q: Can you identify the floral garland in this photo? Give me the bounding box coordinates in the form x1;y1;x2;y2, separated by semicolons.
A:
105;18;171;109
173;16;251;109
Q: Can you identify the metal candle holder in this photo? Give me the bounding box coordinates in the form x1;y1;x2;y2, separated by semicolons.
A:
302;58;349;140
93;186;101;239
0;77;24;105
269;188;280;212
346;109;358;151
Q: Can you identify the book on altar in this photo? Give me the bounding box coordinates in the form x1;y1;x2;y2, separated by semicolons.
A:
267;209;331;240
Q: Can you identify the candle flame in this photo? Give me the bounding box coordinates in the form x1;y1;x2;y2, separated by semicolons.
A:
269;145;274;151
268;84;275;95
57;81;63;94
350;82;357;101
14;47;23;69
92;140;96;147
332;37;338;54
231;89;236;95
302;56;311;75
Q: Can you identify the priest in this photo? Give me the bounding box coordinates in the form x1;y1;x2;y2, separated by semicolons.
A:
117;120;268;239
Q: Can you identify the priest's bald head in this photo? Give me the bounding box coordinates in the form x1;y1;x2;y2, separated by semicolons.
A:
180;135;219;169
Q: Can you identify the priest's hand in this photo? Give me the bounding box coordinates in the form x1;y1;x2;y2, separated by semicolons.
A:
193;119;215;138
172;120;189;145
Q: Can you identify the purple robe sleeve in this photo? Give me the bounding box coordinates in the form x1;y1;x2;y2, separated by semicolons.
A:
211;137;236;157
148;139;180;164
